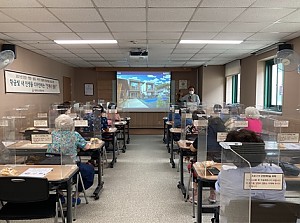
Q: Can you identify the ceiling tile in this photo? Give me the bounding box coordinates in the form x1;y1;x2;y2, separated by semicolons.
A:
51;53;78;58
281;10;300;22
68;48;97;53
2;8;59;22
0;12;15;22
99;8;145;21
170;54;193;60
77;33;114;39
7;32;49;41
0;0;42;7
149;0;201;7
236;8;297;22
201;0;255;7
214;32;254;40
193;8;245;22
148;22;188;31
192;53;219;59
28;43;64;50
148;8;195;21
148;40;178;44
38;0;94;7
181;32;217;39
94;0;146;7
147;32;182;39
90;62;111;66
186;22;229;32
0;23;33;32
66;22;109;32
107;22;146;32
248;32;292;41
24;23;72;32
49;8;102;22
113;32;146;39
223;22;272;32
252;0;300;8
261;22;300;33
41;32;80;40
172;48;200;54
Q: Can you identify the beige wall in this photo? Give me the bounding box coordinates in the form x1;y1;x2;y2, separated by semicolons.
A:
202;65;225;105
0;46;75;116
240;37;300;118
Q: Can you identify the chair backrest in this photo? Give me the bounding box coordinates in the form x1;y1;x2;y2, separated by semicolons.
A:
0;177;49;203
225;199;300;223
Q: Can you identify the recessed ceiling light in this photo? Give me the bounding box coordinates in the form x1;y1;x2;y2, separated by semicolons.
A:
54;40;117;44
180;40;243;44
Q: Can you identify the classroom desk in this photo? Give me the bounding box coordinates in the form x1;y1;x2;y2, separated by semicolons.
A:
114;121;127;153
169;127;181;168
7;139;105;200
177;140;196;198
0;164;78;223
102;127;118;168
163;117;168;143
121;117;131;144
77;140;105;200
193;162;220;223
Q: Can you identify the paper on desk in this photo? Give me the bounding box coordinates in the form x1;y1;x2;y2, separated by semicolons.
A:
283;143;300;150
221;165;237;171
19;168;53;178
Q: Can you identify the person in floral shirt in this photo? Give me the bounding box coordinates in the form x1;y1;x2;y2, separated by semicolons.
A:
47;114;91;162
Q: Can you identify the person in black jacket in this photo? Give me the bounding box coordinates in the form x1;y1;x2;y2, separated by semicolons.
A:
189;116;226;203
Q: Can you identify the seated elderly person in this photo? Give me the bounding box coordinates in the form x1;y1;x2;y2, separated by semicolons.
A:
244;106;262;134
216;129;286;222
47;114;94;205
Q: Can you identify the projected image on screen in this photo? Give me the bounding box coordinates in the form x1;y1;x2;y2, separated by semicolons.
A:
117;71;171;112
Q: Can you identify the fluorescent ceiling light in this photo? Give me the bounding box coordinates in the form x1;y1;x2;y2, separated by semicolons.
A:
54;40;117;44
180;40;243;44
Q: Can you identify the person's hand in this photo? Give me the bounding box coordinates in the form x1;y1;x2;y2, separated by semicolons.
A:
104;128;109;132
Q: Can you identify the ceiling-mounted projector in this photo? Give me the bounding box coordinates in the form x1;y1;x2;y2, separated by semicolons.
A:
129;49;148;58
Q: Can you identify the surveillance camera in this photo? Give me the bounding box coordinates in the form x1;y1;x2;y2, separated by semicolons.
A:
204;64;208;67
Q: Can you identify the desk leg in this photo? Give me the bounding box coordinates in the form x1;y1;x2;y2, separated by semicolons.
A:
166;126;170;153
170;133;175;168
197;179;203;223
126;120;130;144
122;126;126;153
66;177;73;223
177;148;186;197
110;133;116;168
163;122;166;143
93;147;104;200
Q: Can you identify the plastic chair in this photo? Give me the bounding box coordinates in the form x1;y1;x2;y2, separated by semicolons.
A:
0;177;64;223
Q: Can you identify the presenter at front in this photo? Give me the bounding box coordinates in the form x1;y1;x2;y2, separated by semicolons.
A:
179;86;200;105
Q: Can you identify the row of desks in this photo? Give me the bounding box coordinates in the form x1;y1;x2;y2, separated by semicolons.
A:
163;118;300;223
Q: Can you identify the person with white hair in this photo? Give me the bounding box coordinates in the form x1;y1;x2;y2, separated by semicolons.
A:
47;114;93;205
244;106;262;134
47;114;91;161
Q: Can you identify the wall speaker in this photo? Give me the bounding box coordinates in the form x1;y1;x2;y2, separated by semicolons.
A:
1;44;16;59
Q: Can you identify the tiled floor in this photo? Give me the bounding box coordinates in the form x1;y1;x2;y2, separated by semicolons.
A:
13;135;216;223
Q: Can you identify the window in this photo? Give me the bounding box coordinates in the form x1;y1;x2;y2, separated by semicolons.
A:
264;60;283;112
226;74;240;104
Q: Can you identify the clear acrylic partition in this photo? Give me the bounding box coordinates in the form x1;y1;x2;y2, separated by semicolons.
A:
173;108;180;128
92;107;102;139
107;108;116;128
48;103;67;128
219;142;283;223
180;108;187;140
195;115;208;165
0;117;17;166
